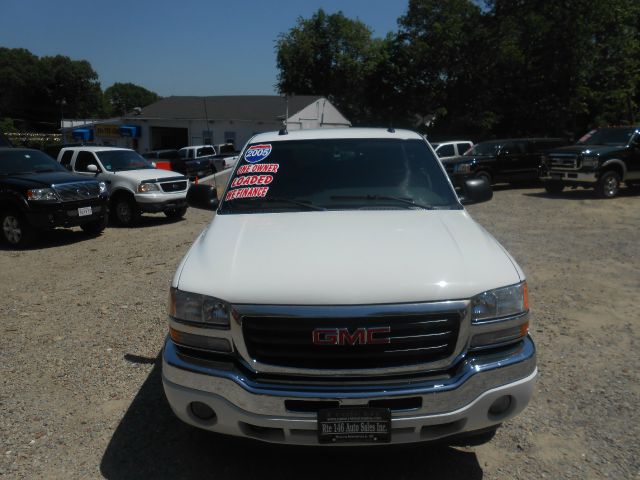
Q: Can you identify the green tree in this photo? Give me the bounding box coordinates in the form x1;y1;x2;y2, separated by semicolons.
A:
275;9;384;123
104;82;160;116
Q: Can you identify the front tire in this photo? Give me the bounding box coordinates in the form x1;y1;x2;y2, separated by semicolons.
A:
475;170;492;186
595;171;621;198
111;196;140;226
544;181;565;194
1;210;35;248
164;206;187;219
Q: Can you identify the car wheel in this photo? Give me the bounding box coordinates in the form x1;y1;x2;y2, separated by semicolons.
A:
1;210;35;248
164;206;187;219
112;196;140;226
544;181;565;194
80;216;108;236
595;171;621;198
475;171;492;185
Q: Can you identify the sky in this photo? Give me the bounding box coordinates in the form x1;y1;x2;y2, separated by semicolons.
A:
0;0;407;97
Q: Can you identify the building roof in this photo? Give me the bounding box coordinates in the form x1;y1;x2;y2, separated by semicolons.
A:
129;95;323;122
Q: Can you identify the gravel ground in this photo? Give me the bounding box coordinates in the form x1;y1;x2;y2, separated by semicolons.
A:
1;185;639;479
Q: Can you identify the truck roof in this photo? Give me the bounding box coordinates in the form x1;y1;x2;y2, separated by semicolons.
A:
250;128;423;143
60;146;131;152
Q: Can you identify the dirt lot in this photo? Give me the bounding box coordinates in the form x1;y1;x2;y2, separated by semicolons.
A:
1;186;639;479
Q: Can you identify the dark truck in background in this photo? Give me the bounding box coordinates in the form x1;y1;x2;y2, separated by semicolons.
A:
442;138;567;187
540;126;640;198
143;149;213;180
0;148;109;247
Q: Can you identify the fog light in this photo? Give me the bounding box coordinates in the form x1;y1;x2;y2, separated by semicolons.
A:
489;395;512;416
190;402;216;421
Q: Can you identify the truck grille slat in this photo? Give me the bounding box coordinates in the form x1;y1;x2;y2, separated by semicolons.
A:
242;313;460;369
548;154;578;170
160;180;188;192
54;182;101;201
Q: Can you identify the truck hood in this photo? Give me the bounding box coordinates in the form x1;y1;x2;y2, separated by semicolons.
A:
176;210;523;305
548;144;627;156
8;171;99;188
109;169;186;182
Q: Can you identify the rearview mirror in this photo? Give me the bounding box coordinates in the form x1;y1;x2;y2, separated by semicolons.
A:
187;184;219;211
459;178;492;205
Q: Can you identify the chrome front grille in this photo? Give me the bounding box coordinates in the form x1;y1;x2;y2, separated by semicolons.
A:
241;312;461;370
549;154;578;170
160;180;188;192
54;182;101;201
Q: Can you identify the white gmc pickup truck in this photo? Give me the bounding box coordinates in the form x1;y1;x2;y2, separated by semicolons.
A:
162;128;537;445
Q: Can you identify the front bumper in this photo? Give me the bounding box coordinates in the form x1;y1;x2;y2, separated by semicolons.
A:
540;171;597;184
162;335;537;445
134;192;187;213
25;198;108;229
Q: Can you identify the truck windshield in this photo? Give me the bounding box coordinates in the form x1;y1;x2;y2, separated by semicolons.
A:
464;141;501;156
576;128;637;146
0;150;65;175
218;138;460;214
96;150;154;171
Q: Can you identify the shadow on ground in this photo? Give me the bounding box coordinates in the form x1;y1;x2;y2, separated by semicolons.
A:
524;185;640;201
101;354;483;480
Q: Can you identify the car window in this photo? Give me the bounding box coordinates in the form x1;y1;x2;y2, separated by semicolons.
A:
436;144;455;157
501;142;525;155
75;151;99;172
219;138;460;214
179;150;187;159
0;149;66;175
456;143;472;155
59;150;74;170
95;150;153;171
196;147;215;157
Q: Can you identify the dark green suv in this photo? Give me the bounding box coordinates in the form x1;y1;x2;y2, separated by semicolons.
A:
540;126;640;198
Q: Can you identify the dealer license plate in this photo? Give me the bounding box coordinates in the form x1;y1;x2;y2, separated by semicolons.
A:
318;408;391;444
78;206;92;217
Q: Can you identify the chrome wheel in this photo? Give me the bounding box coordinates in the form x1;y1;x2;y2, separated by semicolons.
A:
2;215;22;244
603;176;619;197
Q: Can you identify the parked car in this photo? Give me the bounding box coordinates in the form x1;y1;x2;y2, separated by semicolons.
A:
142;149;213;180
179;144;239;173
162;128;536;446
442;138;567;186
0;148;108;247
430;140;473;161
57;147;188;226
540;126;640;198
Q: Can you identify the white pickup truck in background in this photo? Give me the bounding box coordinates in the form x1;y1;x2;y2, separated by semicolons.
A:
178;144;239;174
58;146;189;226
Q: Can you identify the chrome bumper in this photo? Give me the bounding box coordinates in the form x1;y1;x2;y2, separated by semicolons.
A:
541;171;597;183
162;336;537;445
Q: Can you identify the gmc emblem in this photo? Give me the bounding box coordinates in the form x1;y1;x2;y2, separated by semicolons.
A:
312;327;391;346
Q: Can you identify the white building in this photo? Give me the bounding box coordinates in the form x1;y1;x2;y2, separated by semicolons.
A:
61;95;351;152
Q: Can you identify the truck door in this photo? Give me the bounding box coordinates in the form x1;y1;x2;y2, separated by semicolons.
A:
497;141;528;181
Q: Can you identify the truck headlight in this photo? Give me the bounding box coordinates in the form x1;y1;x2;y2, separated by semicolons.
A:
470;282;529;349
471;282;528;322
581;157;598;168
454;163;472;174
137;183;160;193
27;188;59;201
169;287;230;328
98;181;108;194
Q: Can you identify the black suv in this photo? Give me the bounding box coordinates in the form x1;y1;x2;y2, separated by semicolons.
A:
540;126;640;198
142;149;213;180
442;138;567;186
0;148;109;248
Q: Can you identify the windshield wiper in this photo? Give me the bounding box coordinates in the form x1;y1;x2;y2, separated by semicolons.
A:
228;196;327;211
330;194;434;210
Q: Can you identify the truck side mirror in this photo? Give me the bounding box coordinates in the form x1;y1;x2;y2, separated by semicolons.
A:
187;184;219;211
87;164;99;173
459;178;492;205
